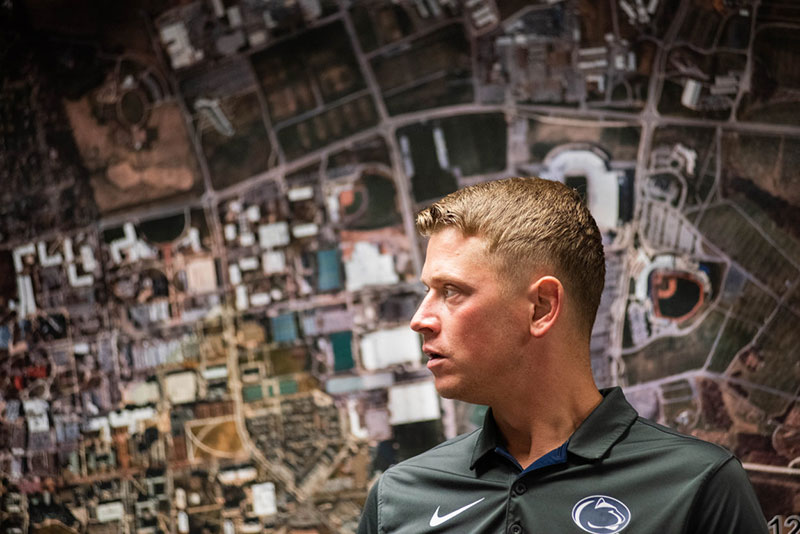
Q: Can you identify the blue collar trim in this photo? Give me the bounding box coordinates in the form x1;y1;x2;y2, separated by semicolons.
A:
493;439;569;475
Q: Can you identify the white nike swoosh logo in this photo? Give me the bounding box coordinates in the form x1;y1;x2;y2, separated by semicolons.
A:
429;497;485;527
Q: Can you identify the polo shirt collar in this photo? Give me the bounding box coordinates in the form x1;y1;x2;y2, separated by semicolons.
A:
471;407;502;469
567;387;638;460
470;387;638;469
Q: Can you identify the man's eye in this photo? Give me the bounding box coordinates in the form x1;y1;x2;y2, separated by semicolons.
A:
442;287;458;298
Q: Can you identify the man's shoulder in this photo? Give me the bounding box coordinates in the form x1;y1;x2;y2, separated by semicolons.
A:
624;415;736;466
384;428;482;480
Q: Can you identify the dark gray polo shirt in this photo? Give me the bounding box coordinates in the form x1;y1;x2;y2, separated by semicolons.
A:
358;387;768;533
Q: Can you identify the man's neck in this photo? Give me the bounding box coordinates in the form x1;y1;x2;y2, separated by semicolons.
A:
490;378;602;469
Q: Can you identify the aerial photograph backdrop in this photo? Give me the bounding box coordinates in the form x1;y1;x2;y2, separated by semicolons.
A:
1;0;799;532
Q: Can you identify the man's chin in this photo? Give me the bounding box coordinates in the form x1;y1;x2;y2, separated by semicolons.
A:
432;379;459;400
435;388;458;400
432;380;478;404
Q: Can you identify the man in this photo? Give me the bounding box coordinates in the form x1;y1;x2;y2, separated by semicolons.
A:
358;178;767;533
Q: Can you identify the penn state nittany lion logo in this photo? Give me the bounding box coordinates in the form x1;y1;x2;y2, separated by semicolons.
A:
571;495;631;533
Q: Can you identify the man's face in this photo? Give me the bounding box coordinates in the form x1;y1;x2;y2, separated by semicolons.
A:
410;227;533;404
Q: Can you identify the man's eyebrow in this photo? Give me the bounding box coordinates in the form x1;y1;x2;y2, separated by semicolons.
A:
424;273;473;288
420;274;447;285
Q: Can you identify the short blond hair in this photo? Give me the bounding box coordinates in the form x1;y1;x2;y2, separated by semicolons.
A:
415;177;605;333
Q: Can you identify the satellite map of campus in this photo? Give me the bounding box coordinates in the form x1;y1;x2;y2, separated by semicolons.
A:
1;0;799;532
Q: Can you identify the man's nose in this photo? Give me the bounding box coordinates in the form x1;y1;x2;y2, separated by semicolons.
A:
410;292;439;334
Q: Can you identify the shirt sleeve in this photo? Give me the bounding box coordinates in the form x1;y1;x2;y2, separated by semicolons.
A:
688;457;769;534
357;478;380;534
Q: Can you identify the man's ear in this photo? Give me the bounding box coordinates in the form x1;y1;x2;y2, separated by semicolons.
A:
528;276;563;338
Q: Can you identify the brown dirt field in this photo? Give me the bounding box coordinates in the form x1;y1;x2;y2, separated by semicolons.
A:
64;97;201;213
200;420;243;454
191;420;244;456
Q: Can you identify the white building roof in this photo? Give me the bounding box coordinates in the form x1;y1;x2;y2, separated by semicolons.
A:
540;148;621;230
164;372;198;404
262;250;286;274
288;185;314;201
159;22;204;69
292;222;319;238
388;380;441;425
344;242;399;291
252;482;277;516
123;381;160;406
217;467;257;485
186;257;217;294
258;222;290;248
37;241;62;267
360;326;422;370
96;501;125;523
202;365;228;381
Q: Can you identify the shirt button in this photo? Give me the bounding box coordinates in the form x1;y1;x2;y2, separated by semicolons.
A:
509;524;523;534
513;482;527;495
